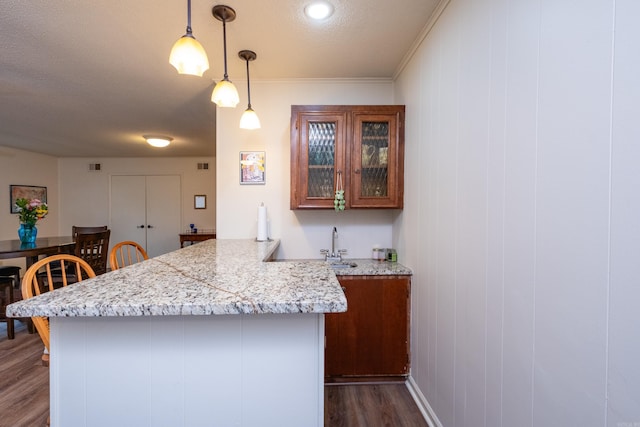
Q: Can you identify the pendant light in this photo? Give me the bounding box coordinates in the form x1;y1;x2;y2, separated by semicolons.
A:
210;5;239;108
169;0;209;76
238;50;261;130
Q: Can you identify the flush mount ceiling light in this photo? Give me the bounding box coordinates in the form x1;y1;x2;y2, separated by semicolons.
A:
169;0;210;76
210;5;240;108
304;1;334;20
144;135;173;148
238;50;261;130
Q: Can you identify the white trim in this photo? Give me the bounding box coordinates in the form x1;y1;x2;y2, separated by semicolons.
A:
406;376;443;427
393;0;453;80
249;77;394;84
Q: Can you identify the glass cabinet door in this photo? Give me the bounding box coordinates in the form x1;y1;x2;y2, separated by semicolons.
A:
294;112;346;208
307;121;336;198
351;112;402;208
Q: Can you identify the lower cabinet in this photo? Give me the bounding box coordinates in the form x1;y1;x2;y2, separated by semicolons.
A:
325;275;410;382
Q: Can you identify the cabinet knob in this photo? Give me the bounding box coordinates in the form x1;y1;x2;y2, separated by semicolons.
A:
137;225;145;229
147;225;154;229
354;169;360;174
341;286;346;292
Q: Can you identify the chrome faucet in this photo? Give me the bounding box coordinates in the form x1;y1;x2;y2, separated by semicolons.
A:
321;227;347;262
331;227;338;257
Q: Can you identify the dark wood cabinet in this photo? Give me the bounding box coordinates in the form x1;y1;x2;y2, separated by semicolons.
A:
290;105;405;209
325;275;410;382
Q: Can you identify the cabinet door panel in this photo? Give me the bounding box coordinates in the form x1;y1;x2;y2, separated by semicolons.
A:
350;112;403;208
291;109;347;209
325;277;409;379
379;279;410;375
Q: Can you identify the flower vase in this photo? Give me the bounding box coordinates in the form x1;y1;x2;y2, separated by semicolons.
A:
18;223;38;243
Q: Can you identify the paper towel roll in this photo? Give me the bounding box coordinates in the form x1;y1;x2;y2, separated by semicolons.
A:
257;203;268;241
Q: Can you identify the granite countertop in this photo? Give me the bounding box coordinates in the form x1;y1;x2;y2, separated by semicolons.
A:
272;258;412;276
328;258;412;276
7;239;347;318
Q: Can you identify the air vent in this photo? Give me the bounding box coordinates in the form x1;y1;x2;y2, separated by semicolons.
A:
197;162;209;170
88;163;102;171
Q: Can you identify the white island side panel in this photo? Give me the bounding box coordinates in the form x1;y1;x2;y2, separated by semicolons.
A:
50;314;324;427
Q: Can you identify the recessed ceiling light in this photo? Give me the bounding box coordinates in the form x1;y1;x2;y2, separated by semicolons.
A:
143;135;173;148
305;1;334;20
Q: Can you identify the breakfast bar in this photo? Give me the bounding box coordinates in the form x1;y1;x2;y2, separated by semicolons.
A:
8;239;347;427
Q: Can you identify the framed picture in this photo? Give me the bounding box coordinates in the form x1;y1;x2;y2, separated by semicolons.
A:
240;151;266;185
10;185;47;213
194;195;206;209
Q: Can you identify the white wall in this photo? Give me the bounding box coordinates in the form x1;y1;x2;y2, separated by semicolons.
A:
0;147;59;270
396;0;640;426
0;148;215;268
58;156;215;237
216;80;400;260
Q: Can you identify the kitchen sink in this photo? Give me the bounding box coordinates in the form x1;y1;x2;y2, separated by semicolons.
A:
328;261;357;269
270;259;357;269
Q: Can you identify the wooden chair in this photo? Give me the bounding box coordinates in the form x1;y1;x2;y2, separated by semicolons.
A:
74;230;111;275
0;265;21;288
0;276;16;338
109;241;149;270
21;254;96;353
72;225;108;240
0;266;36;339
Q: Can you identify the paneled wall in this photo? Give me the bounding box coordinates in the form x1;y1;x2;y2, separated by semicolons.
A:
396;0;639;426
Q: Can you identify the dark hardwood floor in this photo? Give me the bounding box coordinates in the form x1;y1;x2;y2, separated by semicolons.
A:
0;321;49;427
325;383;429;427
0;322;428;427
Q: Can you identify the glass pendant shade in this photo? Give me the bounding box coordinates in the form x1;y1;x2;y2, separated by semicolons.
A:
210;5;238;108
169;0;209;77
169;35;209;76
240;108;261;129
211;79;239;107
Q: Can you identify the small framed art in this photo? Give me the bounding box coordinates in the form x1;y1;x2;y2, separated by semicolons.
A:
194;195;206;209
240;151;266;185
10;185;48;213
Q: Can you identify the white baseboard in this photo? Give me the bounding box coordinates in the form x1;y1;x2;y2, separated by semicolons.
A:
405;376;443;427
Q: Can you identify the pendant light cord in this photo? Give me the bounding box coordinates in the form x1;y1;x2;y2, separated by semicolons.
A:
222;17;229;79
245;59;252;108
186;0;193;36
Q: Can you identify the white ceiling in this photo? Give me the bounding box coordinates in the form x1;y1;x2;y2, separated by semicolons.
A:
0;0;440;158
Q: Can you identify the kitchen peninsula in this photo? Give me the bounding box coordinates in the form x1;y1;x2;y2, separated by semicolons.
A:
8;239;347;427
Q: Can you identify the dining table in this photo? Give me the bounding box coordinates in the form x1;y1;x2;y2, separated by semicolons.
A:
0;236;74;339
0;236;75;269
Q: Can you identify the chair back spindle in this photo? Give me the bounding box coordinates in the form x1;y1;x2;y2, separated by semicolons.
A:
74;230;111;275
109;241;149;270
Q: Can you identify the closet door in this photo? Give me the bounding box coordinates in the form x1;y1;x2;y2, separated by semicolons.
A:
145;175;181;258
110;175;181;259
110;175;146;252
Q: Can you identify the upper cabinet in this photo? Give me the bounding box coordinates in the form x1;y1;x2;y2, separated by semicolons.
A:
290;105;405;210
